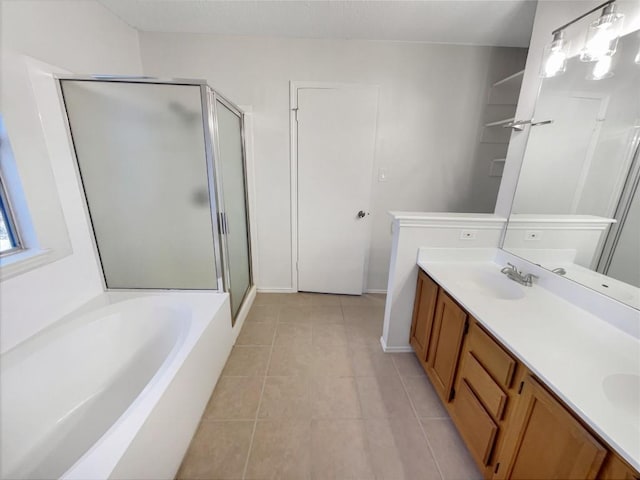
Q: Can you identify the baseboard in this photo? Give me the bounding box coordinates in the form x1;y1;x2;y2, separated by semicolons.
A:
257;287;387;295
256;287;297;293
379;336;414;353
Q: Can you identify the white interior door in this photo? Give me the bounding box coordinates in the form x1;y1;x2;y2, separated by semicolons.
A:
296;85;378;295
513;95;604;214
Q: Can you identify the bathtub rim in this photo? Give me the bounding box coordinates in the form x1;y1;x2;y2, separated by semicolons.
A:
62;290;228;480
0;290;229;480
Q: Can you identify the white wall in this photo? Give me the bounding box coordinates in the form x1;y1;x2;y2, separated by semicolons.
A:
381;213;506;351
139;34;526;292
0;0;142;353
503;215;613;269
495;0;640;218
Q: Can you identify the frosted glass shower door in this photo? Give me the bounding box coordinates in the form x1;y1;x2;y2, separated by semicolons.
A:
61;80;220;289
215;98;251;318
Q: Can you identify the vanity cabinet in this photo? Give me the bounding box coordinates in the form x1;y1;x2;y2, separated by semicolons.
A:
425;290;468;403
493;375;606;480
409;268;640;480
409;271;468;403
599;454;640;480
409;270;439;368
449;321;522;475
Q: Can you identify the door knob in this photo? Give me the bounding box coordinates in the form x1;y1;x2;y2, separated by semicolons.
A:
357;210;366;219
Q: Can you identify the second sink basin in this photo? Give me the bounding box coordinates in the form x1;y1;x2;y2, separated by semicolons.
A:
459;269;526;300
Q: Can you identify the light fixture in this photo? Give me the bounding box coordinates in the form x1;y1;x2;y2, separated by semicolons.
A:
540;31;569;78
587;55;614;80
579;2;624;62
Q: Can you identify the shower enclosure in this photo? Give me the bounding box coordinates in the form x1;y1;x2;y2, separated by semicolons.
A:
59;78;252;321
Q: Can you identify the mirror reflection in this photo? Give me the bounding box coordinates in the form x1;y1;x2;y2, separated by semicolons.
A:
503;29;640;309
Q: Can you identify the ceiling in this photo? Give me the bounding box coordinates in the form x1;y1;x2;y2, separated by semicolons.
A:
97;0;537;48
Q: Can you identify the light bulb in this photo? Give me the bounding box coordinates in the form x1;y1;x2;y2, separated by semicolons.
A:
544;50;567;77
584;28;614;58
580;4;624;62
540;31;568;78
589;55;614;80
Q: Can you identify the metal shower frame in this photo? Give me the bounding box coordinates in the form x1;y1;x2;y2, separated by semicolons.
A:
56;75;253;319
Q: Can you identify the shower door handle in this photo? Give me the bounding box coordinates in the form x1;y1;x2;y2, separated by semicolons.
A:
218;212;230;235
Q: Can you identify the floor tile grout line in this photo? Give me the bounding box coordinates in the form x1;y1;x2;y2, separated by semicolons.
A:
236;294;385;479
240;303;280;480
200;417;264;423
344;305;379;479
392;356;447;480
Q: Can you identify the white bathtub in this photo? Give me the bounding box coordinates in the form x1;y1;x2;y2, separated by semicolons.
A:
0;291;233;480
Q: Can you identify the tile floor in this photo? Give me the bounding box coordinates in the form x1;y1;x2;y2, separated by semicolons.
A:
177;292;481;480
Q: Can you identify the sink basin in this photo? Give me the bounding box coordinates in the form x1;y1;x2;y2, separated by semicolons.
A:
459;269;526;300
603;374;640;415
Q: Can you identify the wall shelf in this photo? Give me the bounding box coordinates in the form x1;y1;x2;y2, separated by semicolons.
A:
488;69;525;105
485;117;514;128
492;69;525;88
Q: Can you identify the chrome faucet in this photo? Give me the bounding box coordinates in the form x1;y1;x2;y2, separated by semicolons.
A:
500;263;537;287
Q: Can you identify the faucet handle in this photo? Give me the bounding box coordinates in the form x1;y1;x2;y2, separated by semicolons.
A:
501;262;517;274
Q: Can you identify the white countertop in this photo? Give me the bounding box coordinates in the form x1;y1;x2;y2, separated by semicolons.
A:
417;248;640;471
508;213;616;224
389;211;507;223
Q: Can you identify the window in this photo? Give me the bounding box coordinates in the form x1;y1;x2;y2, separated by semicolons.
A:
0;115;27;260
0;174;22;255
0;58;75;278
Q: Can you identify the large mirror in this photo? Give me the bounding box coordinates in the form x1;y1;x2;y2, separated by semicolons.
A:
503;27;640;309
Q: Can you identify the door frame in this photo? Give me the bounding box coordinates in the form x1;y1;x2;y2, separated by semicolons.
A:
289;81;379;293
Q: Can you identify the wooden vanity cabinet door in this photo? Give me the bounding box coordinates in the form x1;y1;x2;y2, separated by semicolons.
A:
599;453;640;480
493;375;607;480
425;291;468;403
453;378;499;466
409;270;439;368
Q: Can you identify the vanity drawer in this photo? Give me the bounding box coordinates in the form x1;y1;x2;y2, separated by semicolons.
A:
454;379;498;466
468;321;516;388
460;351;508;420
